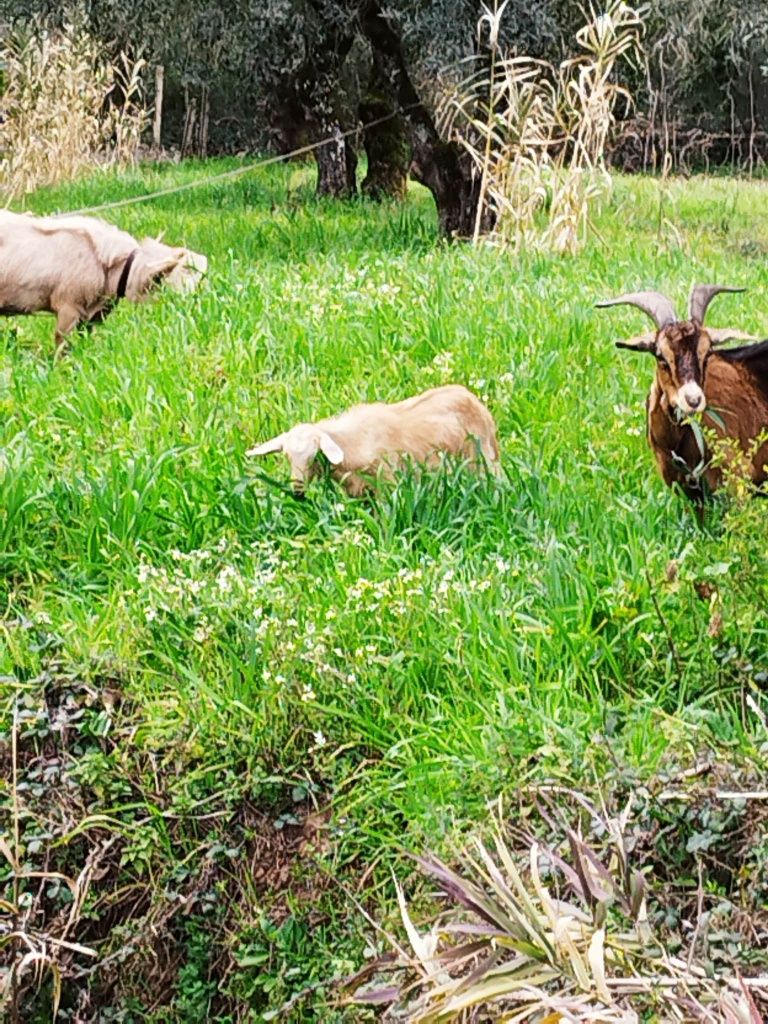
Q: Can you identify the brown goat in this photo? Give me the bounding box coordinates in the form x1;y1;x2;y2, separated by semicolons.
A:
597;284;768;501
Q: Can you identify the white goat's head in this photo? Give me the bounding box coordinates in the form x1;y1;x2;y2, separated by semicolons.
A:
133;237;208;299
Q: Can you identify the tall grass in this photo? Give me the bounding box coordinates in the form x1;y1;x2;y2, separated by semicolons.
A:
443;1;644;252
0;20;147;201
0;162;767;1018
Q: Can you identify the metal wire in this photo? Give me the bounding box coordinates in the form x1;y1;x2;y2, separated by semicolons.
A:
56;105;420;218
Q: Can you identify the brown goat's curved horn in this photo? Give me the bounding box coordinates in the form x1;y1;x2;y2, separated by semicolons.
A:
688;284;745;324
595;291;677;329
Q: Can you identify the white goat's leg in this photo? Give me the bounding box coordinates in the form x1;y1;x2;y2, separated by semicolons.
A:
54;305;82;356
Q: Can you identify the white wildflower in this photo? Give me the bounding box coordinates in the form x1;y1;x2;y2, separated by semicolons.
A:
431;350;455;376
217;565;238;594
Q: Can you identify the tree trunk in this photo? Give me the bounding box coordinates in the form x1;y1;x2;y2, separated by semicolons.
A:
358;0;493;238
181;90;197;157
313;124;357;198
269;85;357;196
408;139;487;238
268;93;314;156
286;4;358;198
359;54;410;200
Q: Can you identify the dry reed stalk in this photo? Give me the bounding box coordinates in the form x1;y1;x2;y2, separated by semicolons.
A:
441;1;644;254
0;19;148;201
352;801;768;1022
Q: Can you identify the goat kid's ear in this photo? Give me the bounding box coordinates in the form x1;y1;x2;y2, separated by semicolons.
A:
707;327;758;346
246;434;286;456
318;432;344;465
615;332;657;353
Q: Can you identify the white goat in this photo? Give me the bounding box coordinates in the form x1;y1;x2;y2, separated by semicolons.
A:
247;384;501;496
0;210;207;350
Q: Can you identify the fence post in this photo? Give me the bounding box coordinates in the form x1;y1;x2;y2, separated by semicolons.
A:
153;65;164;149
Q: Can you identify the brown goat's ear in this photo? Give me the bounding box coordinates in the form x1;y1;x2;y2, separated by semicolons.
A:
707;327;758;347
615;332;657;352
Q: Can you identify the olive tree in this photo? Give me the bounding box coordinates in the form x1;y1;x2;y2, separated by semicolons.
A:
4;0;768;213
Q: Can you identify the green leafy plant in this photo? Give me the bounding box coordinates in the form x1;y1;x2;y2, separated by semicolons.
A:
0;705;98;1021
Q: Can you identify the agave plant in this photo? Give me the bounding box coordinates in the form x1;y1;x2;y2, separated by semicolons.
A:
350;803;766;1022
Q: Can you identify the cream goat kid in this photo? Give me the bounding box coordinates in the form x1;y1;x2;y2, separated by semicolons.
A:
0;210;207;350
247;385;501;496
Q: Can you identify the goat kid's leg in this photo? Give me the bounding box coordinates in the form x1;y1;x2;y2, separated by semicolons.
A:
481;440;503;477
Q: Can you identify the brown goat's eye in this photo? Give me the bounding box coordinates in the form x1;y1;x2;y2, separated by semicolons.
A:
656;356;670;372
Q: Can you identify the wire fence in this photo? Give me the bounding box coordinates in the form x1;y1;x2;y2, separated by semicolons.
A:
59;105;420;218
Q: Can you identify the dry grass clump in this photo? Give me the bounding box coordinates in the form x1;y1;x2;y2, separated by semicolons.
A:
0;20;147;201
351;795;768;1022
441;1;643;253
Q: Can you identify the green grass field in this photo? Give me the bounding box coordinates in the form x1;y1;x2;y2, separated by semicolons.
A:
3;161;768;1019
